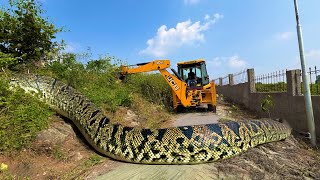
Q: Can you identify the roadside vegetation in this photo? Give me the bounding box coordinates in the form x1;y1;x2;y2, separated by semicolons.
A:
0;77;53;152
0;0;61;153
0;0;172;158
0;49;173;155
35;53;173;128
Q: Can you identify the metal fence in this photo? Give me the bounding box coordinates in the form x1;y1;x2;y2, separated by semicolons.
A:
254;70;287;92
213;78;219;84
300;66;320;95
233;70;248;85
221;76;229;86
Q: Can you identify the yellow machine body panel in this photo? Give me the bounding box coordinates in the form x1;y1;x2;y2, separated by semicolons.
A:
177;59;205;65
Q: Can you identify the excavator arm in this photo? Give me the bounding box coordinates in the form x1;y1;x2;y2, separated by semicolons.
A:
120;60;193;107
120;60;171;74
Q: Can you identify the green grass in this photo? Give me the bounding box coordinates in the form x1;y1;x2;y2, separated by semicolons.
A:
36;54;133;112
301;83;320;95
53;145;69;161
255;82;287;92
124;73;173;111
0;75;53;152
255;82;320;95
84;154;105;167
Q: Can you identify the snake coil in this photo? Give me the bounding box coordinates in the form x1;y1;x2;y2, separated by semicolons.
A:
11;75;291;164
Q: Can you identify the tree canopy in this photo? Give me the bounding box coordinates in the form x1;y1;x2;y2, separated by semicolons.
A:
0;0;61;68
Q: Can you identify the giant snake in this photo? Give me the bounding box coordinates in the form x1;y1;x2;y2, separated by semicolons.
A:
10;75;291;164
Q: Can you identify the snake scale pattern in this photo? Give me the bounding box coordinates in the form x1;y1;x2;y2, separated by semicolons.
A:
11;75;291;164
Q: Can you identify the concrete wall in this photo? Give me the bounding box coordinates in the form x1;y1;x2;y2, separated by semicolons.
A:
247;92;320;135
217;83;249;107
216;69;320;139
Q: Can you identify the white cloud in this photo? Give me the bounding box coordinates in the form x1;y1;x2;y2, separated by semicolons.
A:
207;55;247;69
62;42;87;54
276;31;294;41
207;57;222;67
140;13;223;57
204;14;210;20
228;55;246;68
305;49;320;60
305;49;320;67
289;49;320;69
184;0;200;5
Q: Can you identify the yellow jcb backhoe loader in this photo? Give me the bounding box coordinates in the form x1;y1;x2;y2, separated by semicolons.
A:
120;59;216;112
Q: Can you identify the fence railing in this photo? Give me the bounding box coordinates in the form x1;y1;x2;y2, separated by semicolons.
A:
254;70;287;92
300;66;320;95
213;78;219;84
215;67;319;96
233;70;248;85
221;76;229;86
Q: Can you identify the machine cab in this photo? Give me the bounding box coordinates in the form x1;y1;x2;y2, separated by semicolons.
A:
177;60;210;87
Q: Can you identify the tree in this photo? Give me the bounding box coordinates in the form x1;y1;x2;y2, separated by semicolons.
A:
0;52;17;69
0;0;61;67
86;57;116;73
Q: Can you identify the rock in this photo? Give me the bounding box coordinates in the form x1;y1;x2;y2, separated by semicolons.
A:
126;110;135;116
36;128;68;144
128;121;140;127
36;116;75;145
72;152;83;161
125;110;139;123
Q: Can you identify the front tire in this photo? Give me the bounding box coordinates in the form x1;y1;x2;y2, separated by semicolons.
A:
207;104;216;113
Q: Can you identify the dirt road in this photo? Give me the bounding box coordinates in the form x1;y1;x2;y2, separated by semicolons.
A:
173;112;219;126
94;162;241;180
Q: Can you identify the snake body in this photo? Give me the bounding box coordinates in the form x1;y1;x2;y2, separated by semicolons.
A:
11;75;291;164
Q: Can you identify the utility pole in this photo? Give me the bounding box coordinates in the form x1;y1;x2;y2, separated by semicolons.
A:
293;0;316;146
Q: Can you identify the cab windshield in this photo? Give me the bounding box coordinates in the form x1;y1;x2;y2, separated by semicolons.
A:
182;66;201;82
178;62;209;86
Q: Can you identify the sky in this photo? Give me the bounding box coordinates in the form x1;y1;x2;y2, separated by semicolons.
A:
1;0;320;79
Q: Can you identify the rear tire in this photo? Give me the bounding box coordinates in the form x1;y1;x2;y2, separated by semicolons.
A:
207;104;216;113
175;105;184;113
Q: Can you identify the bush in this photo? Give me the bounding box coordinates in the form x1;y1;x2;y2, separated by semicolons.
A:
125;73;173;110
42;53;86;87
41;54;173;111
0;76;53;151
38;55;132;112
78;73;132;112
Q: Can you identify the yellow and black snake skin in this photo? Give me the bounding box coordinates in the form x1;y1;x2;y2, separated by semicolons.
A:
10;75;291;164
